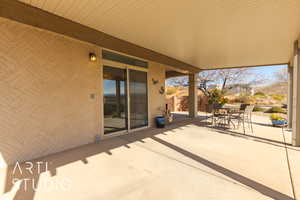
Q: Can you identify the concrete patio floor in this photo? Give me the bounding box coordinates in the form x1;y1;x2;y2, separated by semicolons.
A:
2;116;299;200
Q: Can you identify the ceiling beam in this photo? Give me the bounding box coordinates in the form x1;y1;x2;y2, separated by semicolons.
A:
0;0;200;73
166;71;187;79
201;63;287;71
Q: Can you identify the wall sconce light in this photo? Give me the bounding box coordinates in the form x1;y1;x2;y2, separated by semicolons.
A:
89;53;97;62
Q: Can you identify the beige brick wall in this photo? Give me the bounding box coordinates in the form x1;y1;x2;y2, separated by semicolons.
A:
0;17;166;168
148;62;166;126
0;17;102;166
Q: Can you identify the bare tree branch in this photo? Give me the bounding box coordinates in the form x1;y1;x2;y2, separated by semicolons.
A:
274;68;288;83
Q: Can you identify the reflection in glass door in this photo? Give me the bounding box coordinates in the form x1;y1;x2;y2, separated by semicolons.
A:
103;66;127;134
129;70;148;129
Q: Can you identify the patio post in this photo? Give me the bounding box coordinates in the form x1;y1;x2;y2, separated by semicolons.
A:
287;64;293;129
188;73;198;118
292;40;300;146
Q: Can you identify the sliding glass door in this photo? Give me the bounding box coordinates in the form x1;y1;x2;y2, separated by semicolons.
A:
129;70;148;129
103;66;148;135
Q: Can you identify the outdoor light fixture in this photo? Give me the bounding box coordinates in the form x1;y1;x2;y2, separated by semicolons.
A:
89;53;97;62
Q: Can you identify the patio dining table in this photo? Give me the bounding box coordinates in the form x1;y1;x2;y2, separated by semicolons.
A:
212;105;241;128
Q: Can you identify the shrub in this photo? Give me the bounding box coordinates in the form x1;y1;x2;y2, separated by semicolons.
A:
254;92;266;97
233;94;254;104
271;94;285;101
253;106;265;112
270;114;284;121
207;89;229;106
208;89;222;104
267;106;285;113
166;87;177;95
220;97;229;105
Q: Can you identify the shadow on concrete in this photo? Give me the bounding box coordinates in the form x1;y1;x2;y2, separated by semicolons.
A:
251;121;277;128
150;136;294;200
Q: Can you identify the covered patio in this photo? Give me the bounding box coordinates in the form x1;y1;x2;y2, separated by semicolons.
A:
2;118;299;200
1;0;300;199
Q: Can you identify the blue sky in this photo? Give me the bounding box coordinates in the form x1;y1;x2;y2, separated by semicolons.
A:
208;64;288;86
247;64;287;83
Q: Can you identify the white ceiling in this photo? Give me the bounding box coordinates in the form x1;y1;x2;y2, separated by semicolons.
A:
19;0;300;69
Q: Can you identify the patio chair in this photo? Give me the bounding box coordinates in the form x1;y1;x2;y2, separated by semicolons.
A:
211;103;228;127
243;105;255;133
229;104;254;134
240;103;250;111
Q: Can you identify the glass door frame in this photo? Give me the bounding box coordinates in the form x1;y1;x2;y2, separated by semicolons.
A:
100;59;149;139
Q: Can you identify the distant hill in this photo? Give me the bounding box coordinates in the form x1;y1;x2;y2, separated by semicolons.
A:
256;82;287;95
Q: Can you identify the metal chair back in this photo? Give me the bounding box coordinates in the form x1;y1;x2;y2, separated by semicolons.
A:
213;103;223;110
240;104;250;111
244;105;255;114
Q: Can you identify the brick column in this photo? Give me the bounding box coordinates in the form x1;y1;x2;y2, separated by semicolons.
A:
0;166;6;196
292;40;300;146
288;65;293;129
188;73;198;118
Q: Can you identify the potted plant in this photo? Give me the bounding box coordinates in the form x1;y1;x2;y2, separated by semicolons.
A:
270;114;287;127
155;105;173;128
